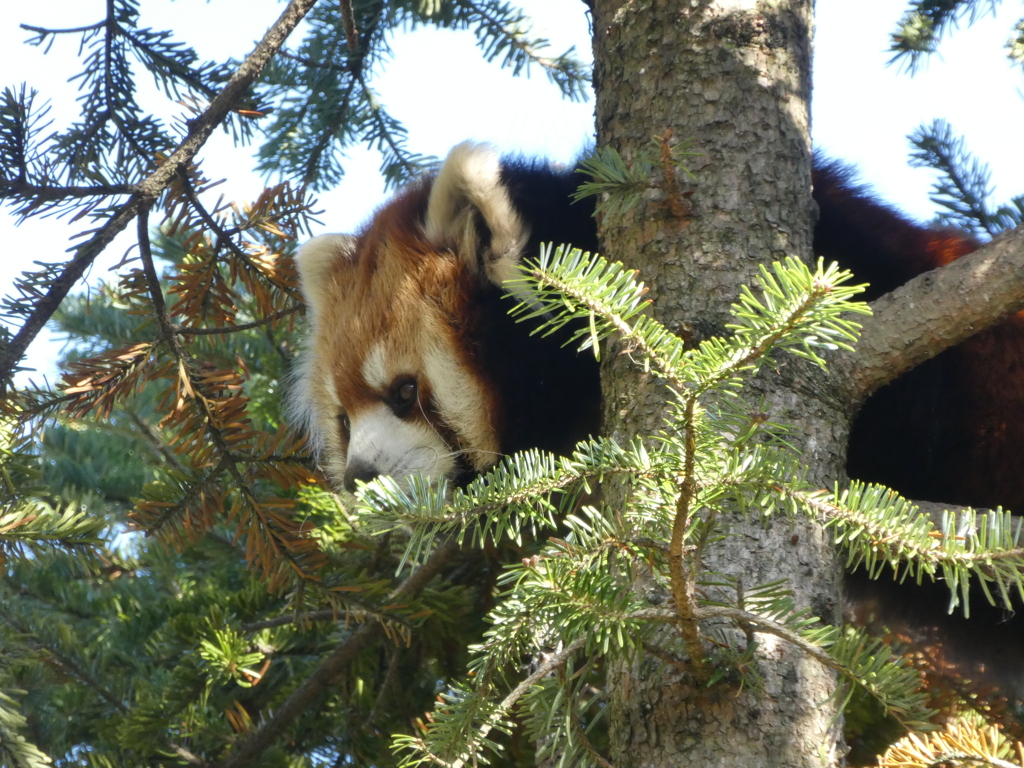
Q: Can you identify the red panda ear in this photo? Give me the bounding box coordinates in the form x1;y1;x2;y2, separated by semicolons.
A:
425;142;530;289
295;234;356;319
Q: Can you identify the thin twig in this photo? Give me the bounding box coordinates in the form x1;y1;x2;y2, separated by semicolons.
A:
178;174;254;263
122;406;187;473
20;22;106;36
174;306;302;336
635;603;910;707
0;179;134;202
339;0;360;56
412;635;589;768
565;658;615;768
137;205;170;325
668;396;706;679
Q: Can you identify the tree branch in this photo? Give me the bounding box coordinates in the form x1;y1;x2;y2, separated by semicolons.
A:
0;179;134;204
215;541;457;768
842;224;1024;403
0;0;321;392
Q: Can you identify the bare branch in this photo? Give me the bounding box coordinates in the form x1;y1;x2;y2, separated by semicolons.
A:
19;21;105;38
0;179;134;204
842;224;1024;403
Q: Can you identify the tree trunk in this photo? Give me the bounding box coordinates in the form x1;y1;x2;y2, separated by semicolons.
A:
591;1;847;764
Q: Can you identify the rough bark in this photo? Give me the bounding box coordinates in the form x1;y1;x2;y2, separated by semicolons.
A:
843;224;1024;404
592;1;845;765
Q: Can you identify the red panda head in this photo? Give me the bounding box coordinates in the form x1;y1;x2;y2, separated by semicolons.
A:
292;143;535;492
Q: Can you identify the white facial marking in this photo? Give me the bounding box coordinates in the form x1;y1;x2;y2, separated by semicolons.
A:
422;342;499;472
348;404;456;483
326;378;341;409
362;342;388;390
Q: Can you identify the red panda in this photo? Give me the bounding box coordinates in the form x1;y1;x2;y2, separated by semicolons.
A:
292;141;1024;719
292;142;600;493
294;143;1024;509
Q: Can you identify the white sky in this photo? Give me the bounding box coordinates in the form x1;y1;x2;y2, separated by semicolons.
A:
1;0;1022;381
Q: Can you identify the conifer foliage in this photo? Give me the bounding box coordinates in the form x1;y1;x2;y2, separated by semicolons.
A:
0;1;591;765
1;1;1023;766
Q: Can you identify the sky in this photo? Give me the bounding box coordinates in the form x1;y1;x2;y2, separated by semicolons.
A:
1;0;1023;382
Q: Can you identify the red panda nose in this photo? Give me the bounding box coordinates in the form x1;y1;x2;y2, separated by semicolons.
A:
343;460;380;493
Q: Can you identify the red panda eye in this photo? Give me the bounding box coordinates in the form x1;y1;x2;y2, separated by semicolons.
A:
337;413;350;439
390;378;418;412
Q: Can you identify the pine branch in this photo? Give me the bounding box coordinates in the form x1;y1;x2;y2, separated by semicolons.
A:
169;174;307;313
512;247;865;399
354;71;436;188
880;715;1024;768
0;0;320;392
177;174;261;267
888;0;998;72
356;437;667;565
258;2;393;190
0;691;52;768
450;0;590;101
572;139;698;223
0;503;104;564
907;119;1019;237
216;541;457;768
632;604;933;730
395;634;588;768
789;484;1024;616
567;682;614;768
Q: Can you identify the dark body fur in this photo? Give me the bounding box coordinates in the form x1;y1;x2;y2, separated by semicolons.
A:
496;156;1024;517
482;163;602;459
